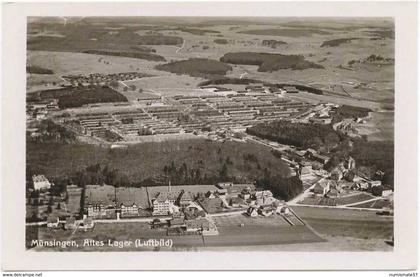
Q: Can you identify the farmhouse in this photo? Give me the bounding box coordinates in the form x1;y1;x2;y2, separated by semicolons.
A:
152;192;176;216
47;215;60;228
64;216;77;230
299;165;313;181
313;179;330;195
32;175;52;191
247;206;259;217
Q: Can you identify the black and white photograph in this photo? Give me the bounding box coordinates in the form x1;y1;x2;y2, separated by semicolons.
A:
1;0;417;272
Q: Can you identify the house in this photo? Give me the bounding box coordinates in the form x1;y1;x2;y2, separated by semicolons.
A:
82;217;94;229
33;175;52;191
247;207;259;217
116;187;147;218
47;215;60;228
276;205;291;215
258;205;275;217
178;191;193;207
305;151;330;165
370;180;382;187
64;216;77;230
239;189;251;200
217;182;233;188
229;197;244;208
152;192;176;216
345;156;356;170
283;86;299;93
84;185;117;219
330;168;344;181
205;191;216;199
382;186;393;197
255;190;273;199
299;165;313;181
327;187;341;198
198;198;224;214
313;179;330;195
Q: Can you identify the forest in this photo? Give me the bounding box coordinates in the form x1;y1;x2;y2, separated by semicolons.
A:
220;52;324;72
247;121;341;151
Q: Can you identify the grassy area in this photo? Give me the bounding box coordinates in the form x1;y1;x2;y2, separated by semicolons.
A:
291;206;393;239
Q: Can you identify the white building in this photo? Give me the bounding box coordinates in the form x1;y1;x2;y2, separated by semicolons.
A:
32;175;52;191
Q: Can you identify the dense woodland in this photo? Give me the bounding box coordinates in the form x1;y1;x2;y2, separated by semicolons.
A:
247;121;341;152
36;85;128;108
26;66;54;75
26;137;304;200
320;38;358;47
220;52;324;72
81;49;166;62
155;58;233;78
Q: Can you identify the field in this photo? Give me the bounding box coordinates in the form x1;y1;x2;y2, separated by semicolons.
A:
291;206;393;240
299;193;375;206
27;18;394;111
27;214;324;251
349;198;393;209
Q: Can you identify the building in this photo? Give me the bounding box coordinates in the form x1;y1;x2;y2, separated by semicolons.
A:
345;156;356;170
313;179;330;195
283;86;299;93
152;192;176;216
64;216;77;230
184;218;217;235
247;207;259;217
370;180;382;187
327;187;341;198
276;205;291;215
116;187;147;218
299;165;313;181
47;215;59;228
258;205;275;217
177;191;193;207
84;185;117;219
33;175;52;191
82;217;94;229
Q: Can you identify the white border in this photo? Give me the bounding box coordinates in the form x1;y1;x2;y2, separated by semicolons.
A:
1;1;417;271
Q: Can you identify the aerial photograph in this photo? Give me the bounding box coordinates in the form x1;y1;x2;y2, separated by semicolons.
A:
25;16;394;252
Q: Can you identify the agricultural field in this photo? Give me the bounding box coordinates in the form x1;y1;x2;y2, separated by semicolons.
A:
291;206;393;240
27;18;394;111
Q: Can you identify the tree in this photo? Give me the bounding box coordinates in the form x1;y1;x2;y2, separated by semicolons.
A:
219;163;228;180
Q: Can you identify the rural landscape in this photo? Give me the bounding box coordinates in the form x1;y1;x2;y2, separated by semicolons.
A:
26;17;394;251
